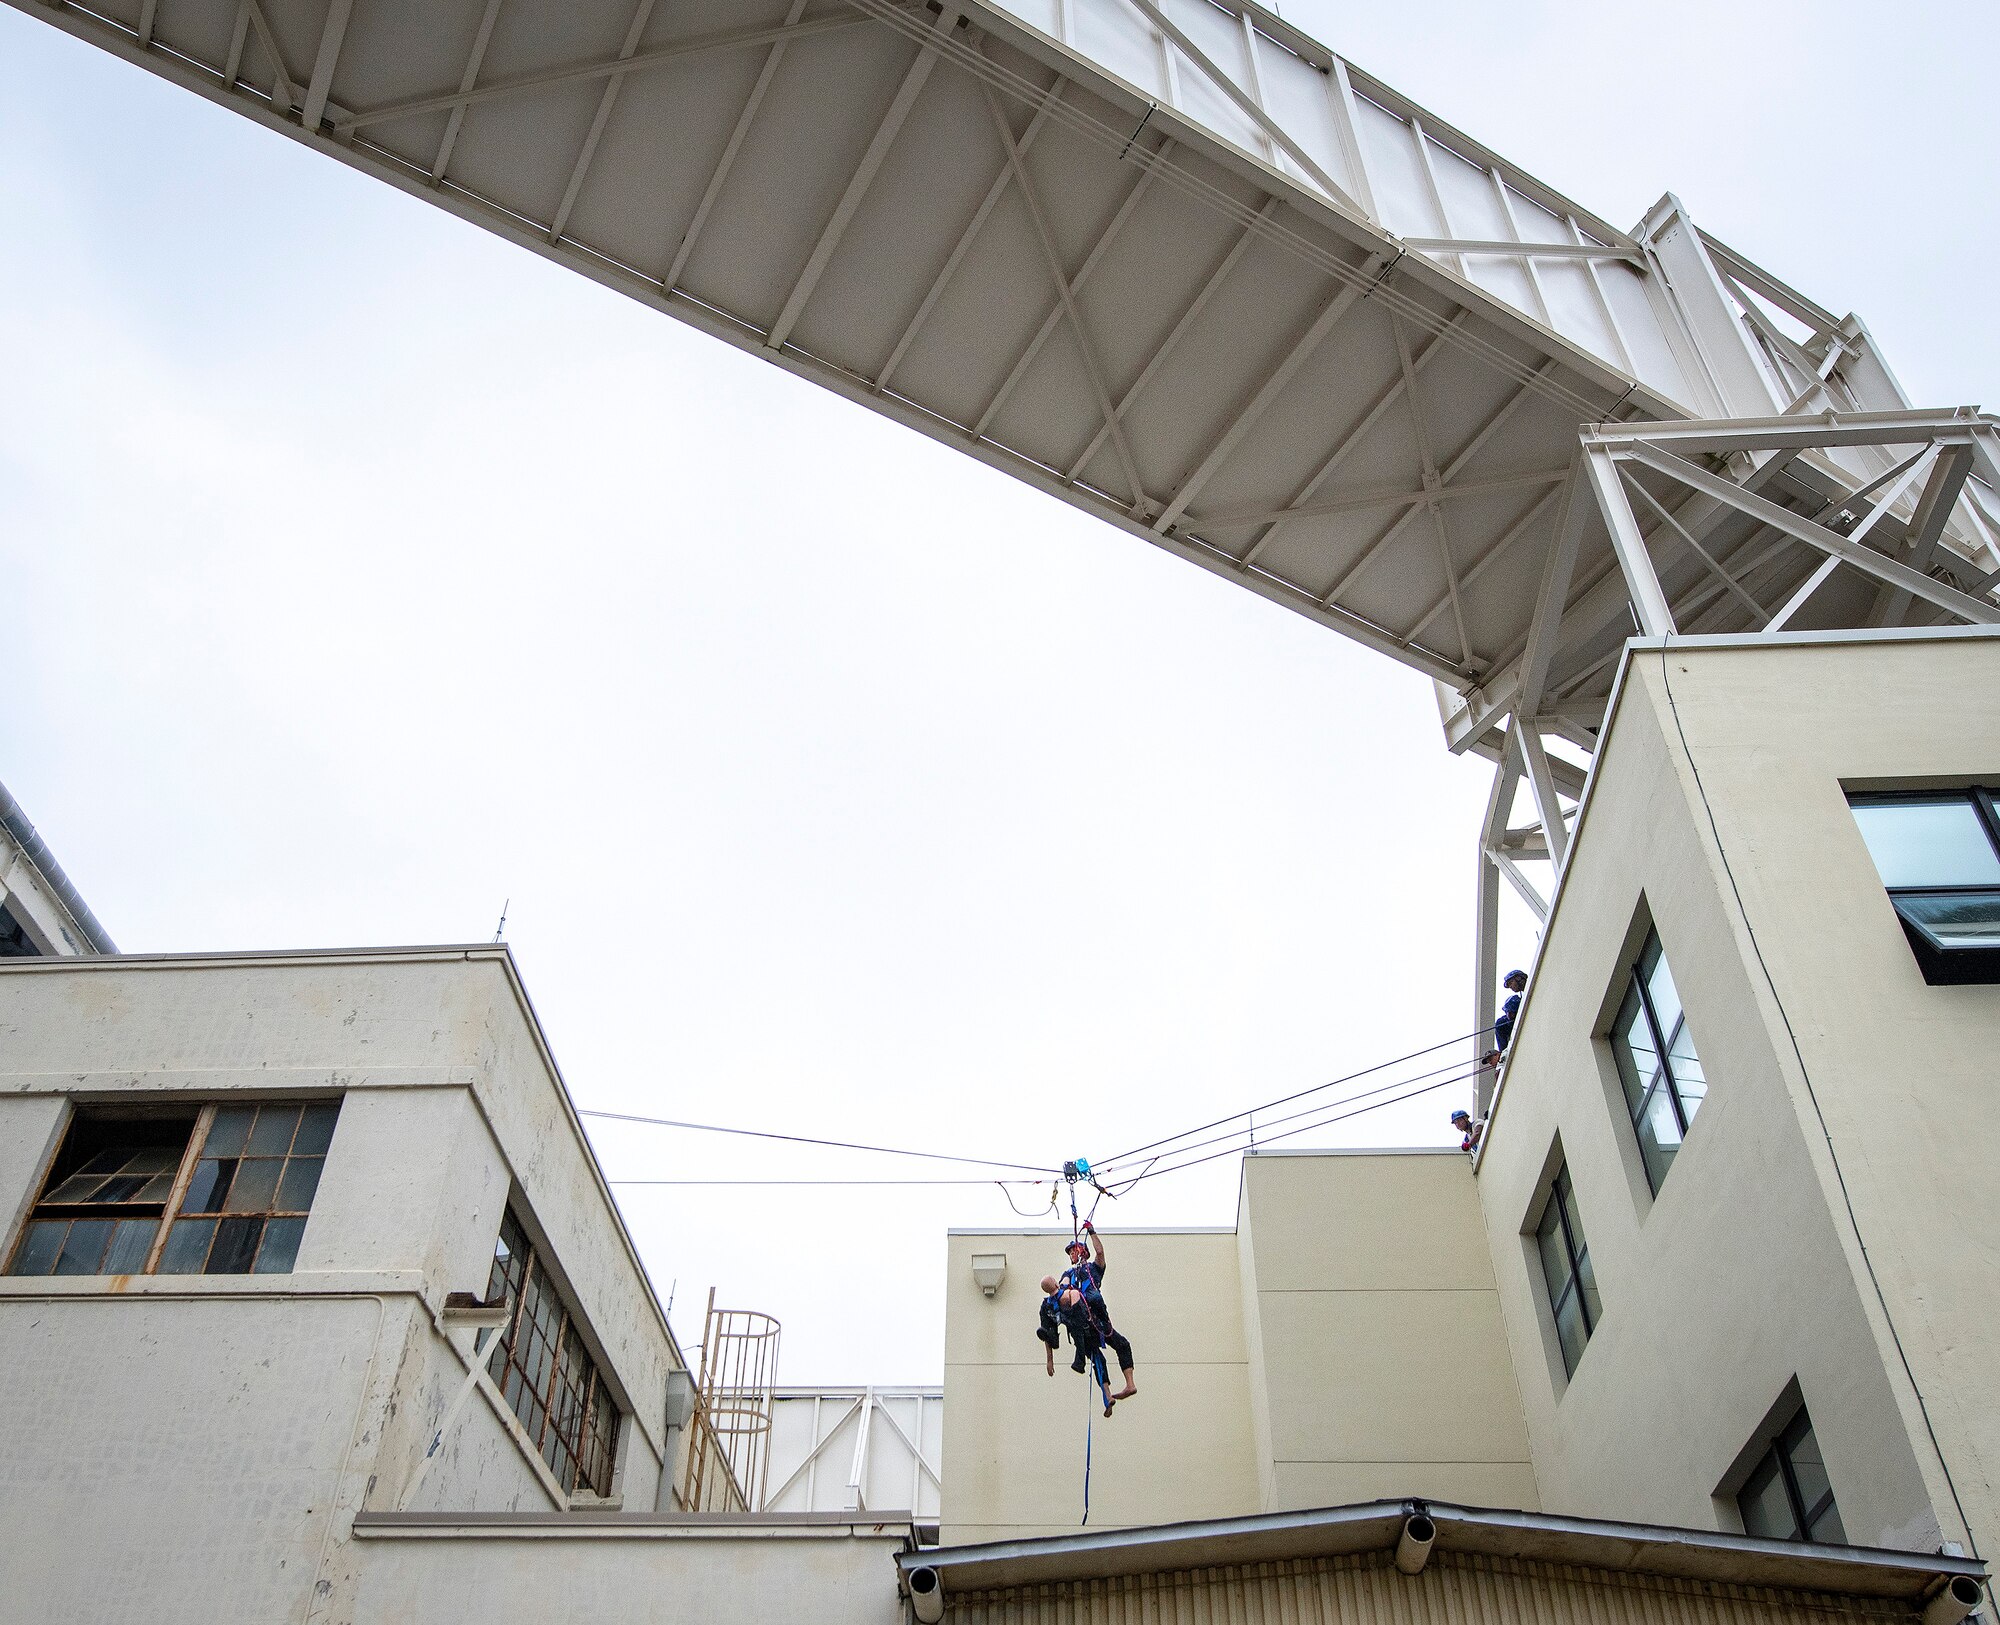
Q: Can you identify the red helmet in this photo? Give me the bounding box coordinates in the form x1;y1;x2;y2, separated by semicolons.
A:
1065;1238;1089;1258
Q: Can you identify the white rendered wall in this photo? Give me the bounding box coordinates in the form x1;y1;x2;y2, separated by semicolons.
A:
1474;633;2000;1556
0;948;688;1622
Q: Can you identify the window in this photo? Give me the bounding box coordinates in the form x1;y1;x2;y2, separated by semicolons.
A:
8;1099;339;1278
1610;930;1706;1192
1534;1162;1600;1378
1850;789;2000;985
0;903;39;958
1738;1404;1845;1545
483;1208;619;1497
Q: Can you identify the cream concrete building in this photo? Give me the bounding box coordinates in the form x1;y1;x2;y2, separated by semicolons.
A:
943;1151;1533;1543
0;945;911;1623
940;628;2000;1585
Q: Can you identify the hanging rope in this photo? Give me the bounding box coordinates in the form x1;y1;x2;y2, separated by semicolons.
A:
1080;1368;1096;1526
998;1180;1059;1218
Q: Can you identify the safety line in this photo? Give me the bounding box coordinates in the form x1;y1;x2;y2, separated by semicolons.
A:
1094;1028;1486;1170
1093;1052;1480;1177
608;1177;1048;1186
1111;1069;1479;1188
578;1108;1057;1174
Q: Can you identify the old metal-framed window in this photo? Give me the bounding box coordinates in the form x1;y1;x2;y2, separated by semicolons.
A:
1610;929;1706;1192
1533;1161;1600;1378
7;1098;339;1278
483;1207;619;1497
1849;788;2000;985
1738;1403;1846;1545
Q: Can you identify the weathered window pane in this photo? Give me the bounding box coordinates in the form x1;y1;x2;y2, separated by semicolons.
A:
105;1218;158;1275
12;1219;66;1275
207;1216;263;1274
55;1219;114;1275
254;1217;306;1274
205;1106;255;1157
222;1158;283;1213
293;1102;339;1155
183;1158;230;1214
158;1218;216;1274
248;1104;301;1157
276;1158;323;1213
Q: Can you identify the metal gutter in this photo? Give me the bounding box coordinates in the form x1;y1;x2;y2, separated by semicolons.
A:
900;1499;1984;1601
0;777;116;953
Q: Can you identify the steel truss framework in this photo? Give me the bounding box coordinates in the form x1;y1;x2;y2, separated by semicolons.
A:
11;0;2000;1078
1469;407;2000;1107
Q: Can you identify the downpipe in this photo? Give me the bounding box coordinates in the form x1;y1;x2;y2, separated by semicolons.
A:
1923;1576;1985;1625
1395;1513;1436;1576
907;1565;945;1623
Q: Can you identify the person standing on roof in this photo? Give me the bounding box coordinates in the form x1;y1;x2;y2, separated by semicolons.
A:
1482;968;1529;1067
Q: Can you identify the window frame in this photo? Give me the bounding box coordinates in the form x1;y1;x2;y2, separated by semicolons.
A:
1609;929;1705;1194
1848;787;2000;985
481;1206;622;1500
1533;1161;1599;1379
5;1097;339;1280
1736;1403;1845;1546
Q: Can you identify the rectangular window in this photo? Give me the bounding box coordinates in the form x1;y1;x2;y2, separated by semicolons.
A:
1534;1162;1600;1377
1610;929;1706;1192
483;1208;619;1498
1850;789;2000;984
1738;1403;1846;1544
0;902;39;958
7;1099;339;1278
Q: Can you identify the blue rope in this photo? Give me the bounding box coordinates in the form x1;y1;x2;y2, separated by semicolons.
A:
1081;1366;1095;1525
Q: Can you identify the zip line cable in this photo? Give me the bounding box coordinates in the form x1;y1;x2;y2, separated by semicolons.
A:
577;1108;1057;1175
1093;1050;1481;1178
1105;1067;1480;1189
610;1178;1048;1187
1092;1027;1488;1172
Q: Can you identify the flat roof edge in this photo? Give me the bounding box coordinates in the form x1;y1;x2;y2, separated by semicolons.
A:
903;1499;1983;1601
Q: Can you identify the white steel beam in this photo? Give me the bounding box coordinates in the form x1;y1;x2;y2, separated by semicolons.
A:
665;0;811;292
767;7;954;352
979;81;1147;508
1153;278;1370;533
1515;465;1587;719
1490;850;1548;922
429;0;506;184
1765;556;1840;633
974;141;1168;439
1402;237;1642;264
1237;314;1466;573
1585;407;1994;457
548;0;658;246
1582;448;1676;636
1120;0;1365;216
1064;197;1279;483
336;11;875;134
1619;442;2000;625
1406;483;1562;652
300;0;356;131
1514;722;1569;869
1195;467;1565;531
1621;474;1767;623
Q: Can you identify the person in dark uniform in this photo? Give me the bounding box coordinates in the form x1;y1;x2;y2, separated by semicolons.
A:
1035;1221;1137;1413
1482;967;1529;1065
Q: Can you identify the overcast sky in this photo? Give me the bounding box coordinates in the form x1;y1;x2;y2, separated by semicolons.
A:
1;1;1993;1384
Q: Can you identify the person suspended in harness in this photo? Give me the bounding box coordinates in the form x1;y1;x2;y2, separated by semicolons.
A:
1036;1221;1137;1414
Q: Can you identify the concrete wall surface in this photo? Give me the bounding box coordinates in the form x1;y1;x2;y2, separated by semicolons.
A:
1239;1151;1537;1512
345;1516;910;1625
0;947;695;1620
1477;632;2000;1555
941;1227;1260;1542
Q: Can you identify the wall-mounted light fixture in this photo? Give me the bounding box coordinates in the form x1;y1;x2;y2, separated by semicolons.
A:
971;1253;1007;1297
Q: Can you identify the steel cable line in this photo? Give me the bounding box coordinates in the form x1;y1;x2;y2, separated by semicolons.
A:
1091;1027;1487;1172
1108;1066;1482;1188
1091;1050;1480;1180
577;1108;1057;1175
609;1177;1047;1187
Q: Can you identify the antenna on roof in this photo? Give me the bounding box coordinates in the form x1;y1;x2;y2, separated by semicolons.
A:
493;899;509;943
